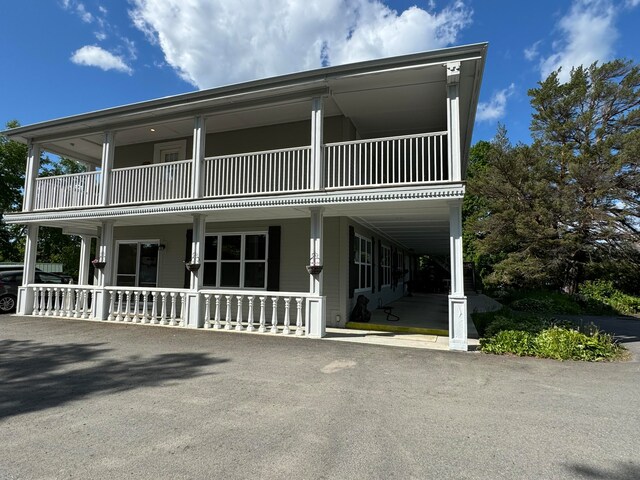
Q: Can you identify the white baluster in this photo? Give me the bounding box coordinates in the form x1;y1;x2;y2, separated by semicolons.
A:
150;291;158;324
124;290;132;322
258;296;266;333
204;294;211;329
224;295;232;330
132;291;140;323
141;291;149;323
169;292;177;326
82;289;90;318
52;287;60;315
62;288;70;316
32;287;39;315
180;293;186;327
107;290;115;321
45;287;53;316
60;288;67;316
116;290;124;321
295;297;304;336
160;292;167;325
270;297;279;334
75;289;83;318
246;296;255;332
213;295;221;329
282;297;291;335
235;296;244;331
38;287;46;316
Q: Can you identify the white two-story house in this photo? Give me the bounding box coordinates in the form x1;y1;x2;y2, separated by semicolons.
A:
4;42;487;351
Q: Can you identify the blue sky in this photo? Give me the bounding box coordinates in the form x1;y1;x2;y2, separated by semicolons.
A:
1;0;639;145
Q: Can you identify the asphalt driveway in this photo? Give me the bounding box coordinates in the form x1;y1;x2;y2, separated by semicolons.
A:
1;315;639;480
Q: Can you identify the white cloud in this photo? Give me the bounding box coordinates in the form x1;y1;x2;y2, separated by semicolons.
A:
70;45;133;74
523;40;540;61
128;0;472;89
476;84;515;123
539;0;618;82
625;0;639;7
94;31;107;41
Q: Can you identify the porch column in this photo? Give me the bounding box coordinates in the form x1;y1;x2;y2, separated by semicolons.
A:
92;220;114;320
78;235;93;285
446;61;462;182
448;200;467;351
17;224;39;314
307;207;326;338
99;131;115;206
191;115;206;199
310;97;324;190
186;214;206;328
22;141;41;212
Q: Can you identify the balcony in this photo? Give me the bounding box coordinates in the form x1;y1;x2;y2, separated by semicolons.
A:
30;132;449;212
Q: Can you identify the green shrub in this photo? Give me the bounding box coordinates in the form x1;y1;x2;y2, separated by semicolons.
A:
480;330;536;356
510;297;552;312
579;280;640;316
534;326;622;361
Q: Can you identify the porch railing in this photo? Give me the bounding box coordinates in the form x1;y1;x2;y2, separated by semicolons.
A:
324;132;448;189
33;171;101;210
200;289;311;335
202;145;312;198
31;284;94;318
104;287;188;326
110;160;192;205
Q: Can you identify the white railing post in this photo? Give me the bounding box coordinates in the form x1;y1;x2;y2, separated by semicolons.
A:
235;296;244;331
213;295;221;329
448;199;467;351
246;296;255;332
446;61;461;182
224;295;232;330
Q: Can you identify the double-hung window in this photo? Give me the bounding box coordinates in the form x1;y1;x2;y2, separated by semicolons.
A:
203;233;267;289
354;234;372;290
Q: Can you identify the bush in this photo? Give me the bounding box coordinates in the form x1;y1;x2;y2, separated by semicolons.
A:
579;280;640;316
474;309;625;361
510;297;552;313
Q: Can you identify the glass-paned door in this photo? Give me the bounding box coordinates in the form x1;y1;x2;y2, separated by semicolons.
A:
116;242;159;287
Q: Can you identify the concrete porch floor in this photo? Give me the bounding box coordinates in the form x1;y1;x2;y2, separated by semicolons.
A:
327;292;501;351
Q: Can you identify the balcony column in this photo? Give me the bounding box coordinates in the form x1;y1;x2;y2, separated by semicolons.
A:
446;61;461;182
23;141;41;212
17;224;39;314
99;131;115;206
78;235;93;285
191;115;206;199
448;200;467;351
92;220;114;320
310;97;324;190
306;207;326;338
186;214;206;328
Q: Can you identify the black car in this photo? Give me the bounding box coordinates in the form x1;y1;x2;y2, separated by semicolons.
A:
0;270;71;313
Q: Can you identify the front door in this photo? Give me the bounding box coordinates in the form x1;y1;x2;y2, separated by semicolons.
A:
116;242;159;288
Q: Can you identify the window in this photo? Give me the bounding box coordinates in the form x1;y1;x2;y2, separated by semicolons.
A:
153;140;187;164
116;242;159;288
354;234;372;290
381;245;391;286
203;233;267;289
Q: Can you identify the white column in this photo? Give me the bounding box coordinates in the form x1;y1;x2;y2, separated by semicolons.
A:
99;131;115;206
310;97;324;190
191;115;206;199
186;214;206;327
448;200;467;351
307;207;326;338
446;61;461;182
78;235;92;285
17;224;39;314
23;141;41;212
92;220;114;320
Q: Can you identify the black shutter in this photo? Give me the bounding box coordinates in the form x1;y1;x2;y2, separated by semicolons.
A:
184;228;192;288
267;226;281;291
371;236;376;293
349;226;357;299
391;246;396;291
377;239;382;292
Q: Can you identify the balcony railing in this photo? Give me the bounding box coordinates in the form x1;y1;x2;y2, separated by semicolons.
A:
33;171;101;210
325;132;448;189
29;133;449;211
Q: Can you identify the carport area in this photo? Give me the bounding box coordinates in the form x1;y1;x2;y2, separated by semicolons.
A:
332;292;500;350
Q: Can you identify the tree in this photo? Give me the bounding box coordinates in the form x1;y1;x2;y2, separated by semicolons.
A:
0;121;85;277
467;60;640;293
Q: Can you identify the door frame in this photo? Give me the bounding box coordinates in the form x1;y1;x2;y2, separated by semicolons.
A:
114;239;162;288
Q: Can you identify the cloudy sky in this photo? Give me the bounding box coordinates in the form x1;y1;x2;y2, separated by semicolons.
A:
1;0;639;143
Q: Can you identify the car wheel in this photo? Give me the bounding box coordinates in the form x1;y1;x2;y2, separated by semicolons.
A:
0;295;17;313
